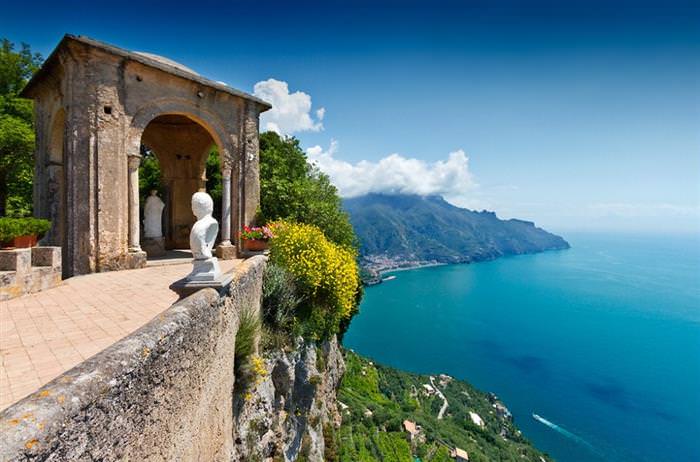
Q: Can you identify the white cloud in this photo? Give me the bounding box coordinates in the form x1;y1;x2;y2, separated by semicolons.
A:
253;78;324;135
306;141;477;204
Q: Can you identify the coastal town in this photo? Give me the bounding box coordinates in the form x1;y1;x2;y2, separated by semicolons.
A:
360;254;445;285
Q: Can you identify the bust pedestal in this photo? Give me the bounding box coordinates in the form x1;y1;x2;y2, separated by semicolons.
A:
216;242;237;260
142;190;166;257
142;236;166;257
169;256;233;298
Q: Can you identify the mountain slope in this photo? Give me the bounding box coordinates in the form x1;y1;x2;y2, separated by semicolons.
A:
343;194;569;266
338;351;553;462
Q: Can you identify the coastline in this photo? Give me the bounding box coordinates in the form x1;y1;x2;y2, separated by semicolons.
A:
361;245;572;285
347;234;700;462
379;262;447;275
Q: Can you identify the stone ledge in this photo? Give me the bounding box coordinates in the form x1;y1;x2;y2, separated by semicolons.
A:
169;272;234;299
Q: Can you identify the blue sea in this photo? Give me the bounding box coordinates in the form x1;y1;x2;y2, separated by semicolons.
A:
344;233;700;462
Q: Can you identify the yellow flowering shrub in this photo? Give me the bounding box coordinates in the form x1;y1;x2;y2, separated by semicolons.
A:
250;355;268;384
269;221;361;338
242;354;268;401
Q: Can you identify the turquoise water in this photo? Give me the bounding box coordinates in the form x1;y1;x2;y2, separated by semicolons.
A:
344;233;700;462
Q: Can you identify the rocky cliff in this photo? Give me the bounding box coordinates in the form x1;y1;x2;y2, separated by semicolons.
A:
232;337;345;462
232;340;553;462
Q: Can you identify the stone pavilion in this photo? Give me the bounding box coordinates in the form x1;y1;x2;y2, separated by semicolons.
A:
20;35;271;277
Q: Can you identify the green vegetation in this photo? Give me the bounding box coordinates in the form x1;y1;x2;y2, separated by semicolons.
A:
258;132;365;344
234;307;262;388
264;221;361;341
205;148;223;220
260;263;301;348
0;217;51;242
234;308;260;369
138;147;164;201
259;131;356;250
0;39;42;217
338;351;553;462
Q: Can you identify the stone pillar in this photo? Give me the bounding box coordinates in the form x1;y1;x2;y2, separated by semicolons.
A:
242;102;261;228
126;154;147;268
221;171;232;245
216;168;236;260
127;154;142;252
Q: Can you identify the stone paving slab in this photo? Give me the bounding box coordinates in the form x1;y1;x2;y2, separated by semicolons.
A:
0;259;241;411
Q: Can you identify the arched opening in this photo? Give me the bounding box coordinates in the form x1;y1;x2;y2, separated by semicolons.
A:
138;114;222;257
47;108;68;276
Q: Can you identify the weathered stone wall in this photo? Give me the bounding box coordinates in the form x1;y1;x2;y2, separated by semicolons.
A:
0;255;265;461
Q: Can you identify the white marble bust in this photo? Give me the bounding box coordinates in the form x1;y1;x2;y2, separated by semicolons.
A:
190;192;219;260
171;191;231;292
143;190;165;238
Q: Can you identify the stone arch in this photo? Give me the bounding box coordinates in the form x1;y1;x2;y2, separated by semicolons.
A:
126;100;238;254
127;98;235;166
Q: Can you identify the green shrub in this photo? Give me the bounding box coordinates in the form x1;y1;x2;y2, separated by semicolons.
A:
0;217;51;242
262;263;302;332
269;221;361;340
234;308;261;378
323;423;340;462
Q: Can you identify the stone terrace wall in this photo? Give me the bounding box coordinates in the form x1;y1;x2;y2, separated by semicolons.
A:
0;247;62;301
0;255;265;461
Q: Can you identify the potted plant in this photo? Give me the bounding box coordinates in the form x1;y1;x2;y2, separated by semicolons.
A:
0;218;52;249
240;224;275;251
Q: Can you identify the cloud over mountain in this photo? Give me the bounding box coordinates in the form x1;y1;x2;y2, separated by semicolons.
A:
253;78;325;135
306;140;476;203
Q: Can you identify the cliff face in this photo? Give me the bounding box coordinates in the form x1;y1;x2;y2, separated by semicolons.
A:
232;336;345;462
232;343;553;462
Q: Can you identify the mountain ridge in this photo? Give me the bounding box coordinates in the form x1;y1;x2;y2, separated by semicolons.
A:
343;193;569;273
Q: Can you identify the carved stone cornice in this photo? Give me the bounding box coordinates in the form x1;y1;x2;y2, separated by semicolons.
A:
127;154;141;170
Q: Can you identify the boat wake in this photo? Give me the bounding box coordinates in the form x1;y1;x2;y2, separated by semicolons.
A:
532;413;598;453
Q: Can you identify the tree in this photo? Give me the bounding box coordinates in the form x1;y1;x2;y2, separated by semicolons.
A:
205;147;223;222
259;131;357;249
0;39;42;216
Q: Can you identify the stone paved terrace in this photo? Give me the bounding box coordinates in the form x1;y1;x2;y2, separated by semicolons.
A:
0;259;241;410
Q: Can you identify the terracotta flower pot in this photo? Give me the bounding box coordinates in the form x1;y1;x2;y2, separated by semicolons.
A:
4;234;38;249
243;239;268;251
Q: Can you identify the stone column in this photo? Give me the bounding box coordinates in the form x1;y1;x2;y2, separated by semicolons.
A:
242;102;261;228
221;171;232;245
127;154;142;252
216;168;236;260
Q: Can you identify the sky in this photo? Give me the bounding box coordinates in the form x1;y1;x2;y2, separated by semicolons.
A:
2;0;699;233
